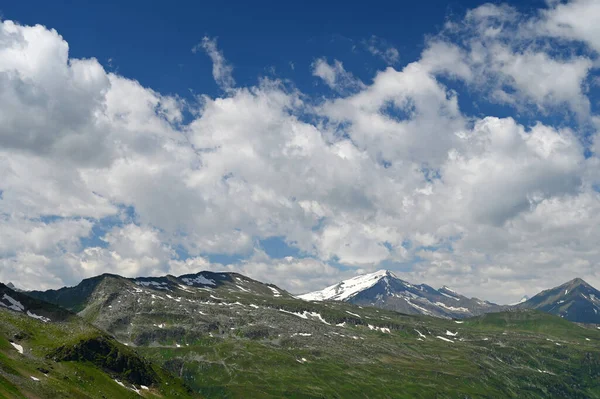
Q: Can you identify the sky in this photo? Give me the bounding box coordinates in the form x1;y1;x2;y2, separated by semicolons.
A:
1;0;600;304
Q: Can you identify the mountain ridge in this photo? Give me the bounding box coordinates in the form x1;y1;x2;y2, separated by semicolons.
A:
299;269;507;319
28;269;600;325
300;270;600;325
517;277;600;324
28;270;291;314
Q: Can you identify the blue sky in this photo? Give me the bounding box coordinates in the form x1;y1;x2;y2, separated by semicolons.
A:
1;0;537;98
8;0;589;129
1;0;600;303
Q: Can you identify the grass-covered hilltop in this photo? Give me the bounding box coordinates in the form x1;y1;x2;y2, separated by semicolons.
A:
0;272;596;398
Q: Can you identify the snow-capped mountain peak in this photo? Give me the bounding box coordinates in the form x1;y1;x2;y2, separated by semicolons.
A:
298;270;397;302
299;270;506;319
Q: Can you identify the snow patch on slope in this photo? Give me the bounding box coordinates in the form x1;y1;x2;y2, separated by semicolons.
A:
0;294;24;311
181;275;216;286
435;302;470;313
26;310;51;323
278;309;330;324
0;294;52;322
439;292;460;301
135;280;169;290
10;342;23;354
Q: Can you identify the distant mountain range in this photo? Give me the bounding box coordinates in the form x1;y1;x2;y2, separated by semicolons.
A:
22;269;600;325
3;269;600;397
299;270;506;319
300;270;600;324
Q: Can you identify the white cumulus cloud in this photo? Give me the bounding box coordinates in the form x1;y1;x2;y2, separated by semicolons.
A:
2;0;600;304
193;36;235;91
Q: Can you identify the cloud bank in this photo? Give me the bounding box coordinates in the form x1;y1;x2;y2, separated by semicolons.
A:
2;2;600;303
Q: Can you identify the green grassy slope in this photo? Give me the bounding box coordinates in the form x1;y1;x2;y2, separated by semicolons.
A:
25;274;600;398
0;284;199;399
133;310;600;399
